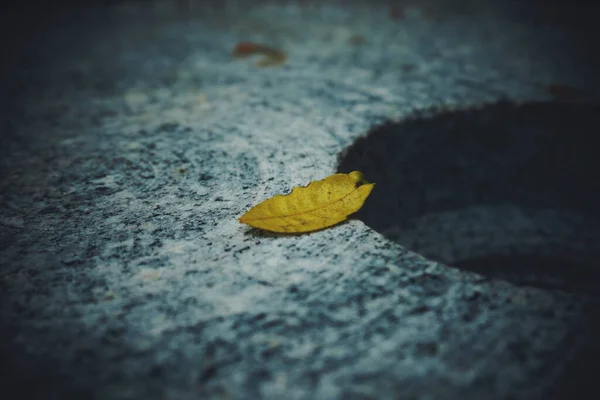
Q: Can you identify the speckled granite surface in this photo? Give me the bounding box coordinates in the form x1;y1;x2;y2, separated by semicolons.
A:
1;1;600;399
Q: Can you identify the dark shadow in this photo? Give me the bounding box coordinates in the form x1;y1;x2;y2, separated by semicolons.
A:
337;101;600;295
538;296;600;400
0;319;95;400
242;219;352;237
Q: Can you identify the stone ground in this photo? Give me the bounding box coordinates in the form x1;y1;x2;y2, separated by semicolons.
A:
1;1;600;399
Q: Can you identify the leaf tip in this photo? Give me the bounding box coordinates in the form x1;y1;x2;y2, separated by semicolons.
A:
362;182;376;196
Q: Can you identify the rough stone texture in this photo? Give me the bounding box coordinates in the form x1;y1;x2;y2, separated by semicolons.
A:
1;1;599;399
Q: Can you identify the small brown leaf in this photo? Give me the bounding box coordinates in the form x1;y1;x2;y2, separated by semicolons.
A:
232;42;287;67
348;35;366;45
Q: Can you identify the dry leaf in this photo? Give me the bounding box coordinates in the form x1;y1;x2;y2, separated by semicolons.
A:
239;171;375;233
232;42;287;67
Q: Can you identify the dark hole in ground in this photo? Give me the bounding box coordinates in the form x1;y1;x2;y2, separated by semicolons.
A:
337;101;600;295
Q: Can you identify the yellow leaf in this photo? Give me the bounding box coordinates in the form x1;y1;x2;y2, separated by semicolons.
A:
239;171;375;233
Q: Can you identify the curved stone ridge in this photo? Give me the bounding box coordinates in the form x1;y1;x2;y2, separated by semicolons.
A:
337;101;600;294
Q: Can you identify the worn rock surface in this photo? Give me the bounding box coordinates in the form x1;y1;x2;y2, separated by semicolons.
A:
1;1;599;399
